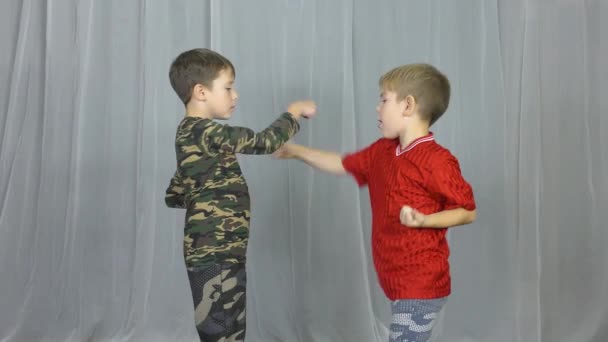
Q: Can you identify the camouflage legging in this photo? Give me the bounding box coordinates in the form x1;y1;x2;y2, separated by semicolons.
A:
187;263;246;342
389;297;447;342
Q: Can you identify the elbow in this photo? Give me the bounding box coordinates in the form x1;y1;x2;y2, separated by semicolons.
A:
165;195;185;209
164;198;176;208
332;165;348;176
268;145;282;154
466;209;477;224
263;138;284;154
332;158;348;176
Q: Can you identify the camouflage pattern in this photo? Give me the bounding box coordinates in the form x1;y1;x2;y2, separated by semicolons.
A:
390;297;447;342
165;112;299;269
187;263;246;342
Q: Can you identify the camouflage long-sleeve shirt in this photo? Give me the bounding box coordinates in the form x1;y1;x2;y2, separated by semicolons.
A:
165;112;300;269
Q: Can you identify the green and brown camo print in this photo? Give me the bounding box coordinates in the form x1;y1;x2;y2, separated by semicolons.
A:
165;112;299;269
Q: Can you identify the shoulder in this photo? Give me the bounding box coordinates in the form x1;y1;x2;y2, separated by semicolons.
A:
345;138;394;157
425;142;461;170
178;117;216;133
376;137;397;147
370;138;398;153
183;118;237;142
176;118;223;154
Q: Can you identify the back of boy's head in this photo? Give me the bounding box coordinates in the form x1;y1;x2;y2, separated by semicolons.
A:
379;64;450;126
169;48;235;105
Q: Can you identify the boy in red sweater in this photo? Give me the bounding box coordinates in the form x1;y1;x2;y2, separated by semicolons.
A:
275;64;476;342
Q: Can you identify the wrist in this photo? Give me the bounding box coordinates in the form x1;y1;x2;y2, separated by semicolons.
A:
290;144;306;159
421;213;432;227
286;107;301;120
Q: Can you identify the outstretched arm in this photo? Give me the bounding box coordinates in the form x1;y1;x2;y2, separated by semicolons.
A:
274;143;346;176
205;101;316;155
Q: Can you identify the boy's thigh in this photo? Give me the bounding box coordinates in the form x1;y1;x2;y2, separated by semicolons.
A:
187;263;247;341
390;297;447;342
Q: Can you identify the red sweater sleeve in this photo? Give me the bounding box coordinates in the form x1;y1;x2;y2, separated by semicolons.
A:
342;140;380;186
427;153;476;211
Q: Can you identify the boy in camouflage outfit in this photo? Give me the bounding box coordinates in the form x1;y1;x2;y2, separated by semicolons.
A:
165;48;316;341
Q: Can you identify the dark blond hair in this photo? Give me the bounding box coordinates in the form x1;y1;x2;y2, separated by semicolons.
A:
379;64;450;125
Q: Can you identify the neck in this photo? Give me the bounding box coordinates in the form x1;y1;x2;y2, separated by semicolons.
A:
185;102;212;119
399;124;430;149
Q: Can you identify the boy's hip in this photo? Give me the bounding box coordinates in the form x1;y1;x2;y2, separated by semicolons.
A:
184;236;249;270
376;267;452;300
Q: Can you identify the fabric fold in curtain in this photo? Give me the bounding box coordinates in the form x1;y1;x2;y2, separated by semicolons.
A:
1;1;606;341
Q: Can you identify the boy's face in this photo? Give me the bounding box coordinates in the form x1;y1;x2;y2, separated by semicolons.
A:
204;69;238;120
376;90;407;139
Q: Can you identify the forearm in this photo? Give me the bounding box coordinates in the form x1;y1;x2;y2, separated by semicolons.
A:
208;113;300;155
165;173;186;209
421;208;476;229
291;144;346;176
241;113;300;154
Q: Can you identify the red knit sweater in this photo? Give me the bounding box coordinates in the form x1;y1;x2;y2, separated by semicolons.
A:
342;133;476;300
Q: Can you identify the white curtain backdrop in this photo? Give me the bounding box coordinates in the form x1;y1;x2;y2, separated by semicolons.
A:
1;1;606;341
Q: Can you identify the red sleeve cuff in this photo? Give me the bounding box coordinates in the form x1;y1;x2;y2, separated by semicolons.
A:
342;156;367;187
444;199;476;211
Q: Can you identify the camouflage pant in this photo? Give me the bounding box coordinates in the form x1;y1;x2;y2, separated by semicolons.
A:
187;263;246;342
389;297;447;342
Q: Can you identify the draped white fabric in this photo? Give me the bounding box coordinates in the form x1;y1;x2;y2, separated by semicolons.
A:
1;1;606;341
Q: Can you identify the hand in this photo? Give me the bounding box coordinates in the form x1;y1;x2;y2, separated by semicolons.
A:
287;100;317;119
400;205;425;228
273;143;297;160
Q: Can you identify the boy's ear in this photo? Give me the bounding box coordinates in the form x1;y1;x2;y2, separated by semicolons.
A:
191;84;207;101
402;95;416;117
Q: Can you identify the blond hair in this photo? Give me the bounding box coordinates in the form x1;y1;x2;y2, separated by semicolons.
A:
379;64;450;125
